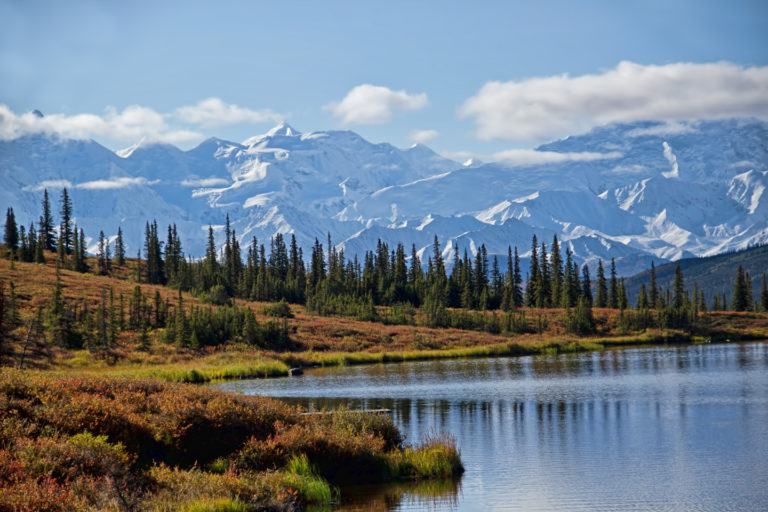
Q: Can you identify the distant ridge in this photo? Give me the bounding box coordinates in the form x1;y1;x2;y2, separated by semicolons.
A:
623;243;768;307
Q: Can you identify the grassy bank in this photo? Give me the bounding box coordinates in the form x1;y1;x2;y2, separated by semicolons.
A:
0;369;462;511
46;327;768;385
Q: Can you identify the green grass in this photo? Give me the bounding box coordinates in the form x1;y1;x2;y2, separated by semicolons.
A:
182;499;249;512
384;434;463;480
55;351;290;382
278;455;334;504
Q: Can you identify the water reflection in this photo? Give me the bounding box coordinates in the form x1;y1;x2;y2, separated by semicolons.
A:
330;479;461;512
215;343;768;511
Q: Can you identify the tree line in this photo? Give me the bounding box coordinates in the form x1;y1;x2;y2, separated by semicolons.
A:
3;189;767;325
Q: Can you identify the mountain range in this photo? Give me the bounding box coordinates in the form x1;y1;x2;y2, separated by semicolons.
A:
1;117;767;276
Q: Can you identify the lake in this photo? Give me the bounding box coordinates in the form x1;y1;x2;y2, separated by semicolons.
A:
214;342;768;511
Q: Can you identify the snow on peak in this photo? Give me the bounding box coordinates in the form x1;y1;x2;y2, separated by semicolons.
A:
266;122;300;137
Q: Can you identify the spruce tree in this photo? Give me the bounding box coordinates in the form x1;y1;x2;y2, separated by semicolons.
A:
761;273;768;312
608;258;618;308
4;207;18;258
525;235;539;307
115;227;126;266
513;247;523;308
550;235;563;307
731;265;748;311
77;228;88;272
34;231;46;263
538;243;551;308
59;188;73;254
582;264;593;306
97;231;107;274
637;283;648;309
56;235;66;265
26;224;37;262
204;225;218;287
18;225;28;262
673;265;685;309
595;259;607;308
39;189;57;252
619;278;629;310
649;261;658;309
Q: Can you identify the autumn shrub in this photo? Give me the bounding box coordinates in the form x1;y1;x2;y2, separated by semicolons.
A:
311;409;403;450
235;422;387;483
0;369;461;510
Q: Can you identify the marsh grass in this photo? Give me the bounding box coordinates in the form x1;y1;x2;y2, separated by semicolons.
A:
385;433;463;480
55;350;290;382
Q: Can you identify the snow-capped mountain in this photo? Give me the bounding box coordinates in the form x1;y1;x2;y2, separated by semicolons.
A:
1;118;767;276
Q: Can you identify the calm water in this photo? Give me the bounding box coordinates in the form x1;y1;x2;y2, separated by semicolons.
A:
214;343;768;511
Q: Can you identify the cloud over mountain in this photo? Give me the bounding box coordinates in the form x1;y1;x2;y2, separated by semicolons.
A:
460;61;768;142
328;84;429;125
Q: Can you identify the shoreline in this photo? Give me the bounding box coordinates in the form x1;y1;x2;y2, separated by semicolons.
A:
53;330;767;384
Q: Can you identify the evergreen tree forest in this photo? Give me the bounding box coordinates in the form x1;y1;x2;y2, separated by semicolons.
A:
2;190;766;353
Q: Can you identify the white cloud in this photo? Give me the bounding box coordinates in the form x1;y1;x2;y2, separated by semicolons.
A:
409;129;439;144
328;84;428;125
22;176;159;192
22;179;74;191
180;177;230;187
0;103;203;144
492;149;623;166
0;98;286;146
626;121;699;137
77;177;159;190
459;61;768;142
174;97;283;127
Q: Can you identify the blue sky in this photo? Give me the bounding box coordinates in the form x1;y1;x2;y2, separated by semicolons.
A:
1;0;767;159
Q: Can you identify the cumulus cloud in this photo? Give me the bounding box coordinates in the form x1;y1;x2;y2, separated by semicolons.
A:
409;129;439;144
0;98;285;146
459;61;768;142
0;104;201;144
492;149;623;166
328;84;428;125
174;97;283;127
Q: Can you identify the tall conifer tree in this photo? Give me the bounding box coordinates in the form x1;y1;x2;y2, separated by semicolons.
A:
4;208;18;260
608;258;619;308
595;259;607;308
582;264;593;306
115;227;126;266
59;188;73;254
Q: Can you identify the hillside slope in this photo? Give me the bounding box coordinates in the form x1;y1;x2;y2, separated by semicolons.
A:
624;244;768;306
